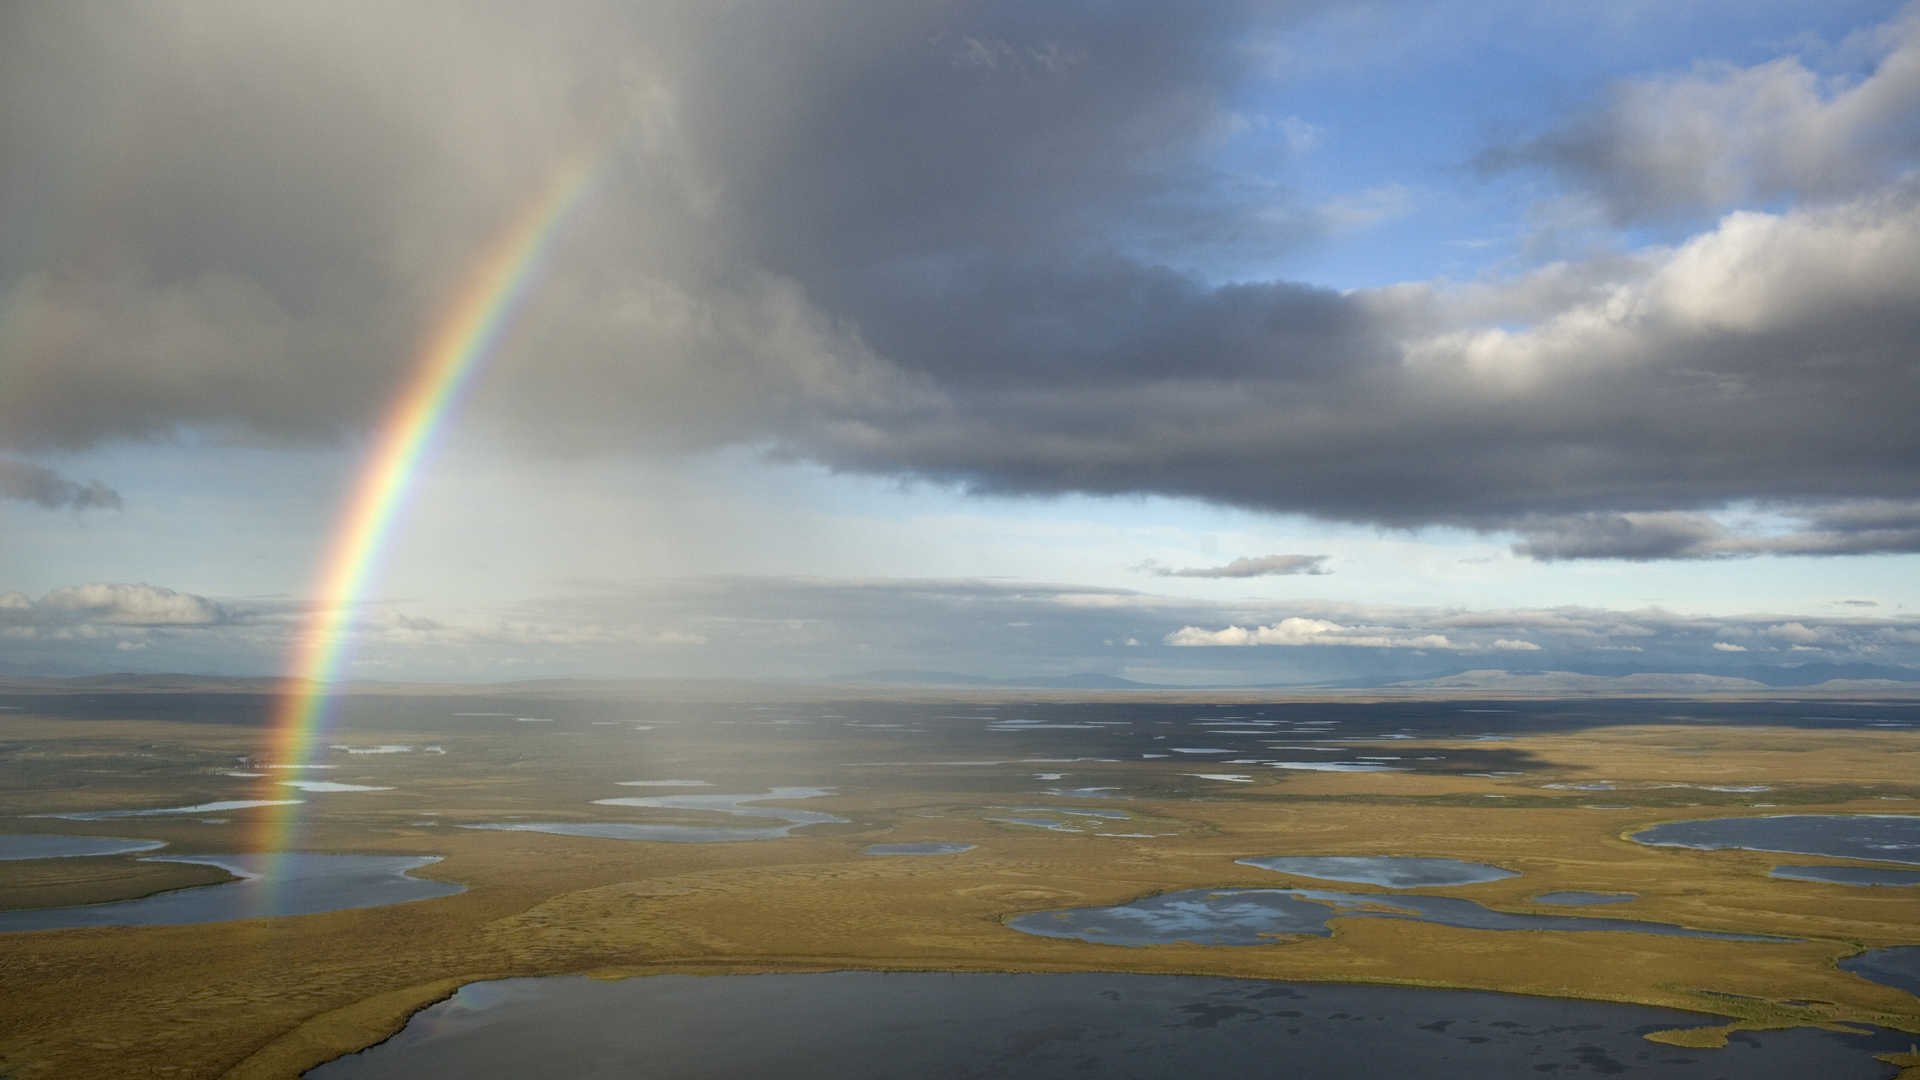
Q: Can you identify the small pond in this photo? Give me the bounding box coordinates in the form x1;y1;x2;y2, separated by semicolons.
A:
1007;888;1786;946
1770;866;1920;887
1236;855;1516;887
1630;815;1920;865
0;835;167;860
0;853;463;932
463;787;846;844
862;843;975;856
304;972;1910;1079
38;799;304;819
1531;891;1637;906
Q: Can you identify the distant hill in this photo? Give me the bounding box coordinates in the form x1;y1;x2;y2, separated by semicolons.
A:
1520;657;1920;687
839;670;1168;690
1391;669;1772;693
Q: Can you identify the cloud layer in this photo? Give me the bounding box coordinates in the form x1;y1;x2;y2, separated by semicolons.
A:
0;460;120;511
8;576;1917;685
1151;554;1331;578
3;4;1918;557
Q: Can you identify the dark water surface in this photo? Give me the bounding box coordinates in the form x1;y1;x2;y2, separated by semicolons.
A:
0;853;463;931
1841;947;1920;999
305;972;1910;1079
1532;891;1639;905
863;842;975;855
1007;888;1787;945
1630;815;1920;865
1236;855;1516;887
0;834;166;860
1770;866;1920;886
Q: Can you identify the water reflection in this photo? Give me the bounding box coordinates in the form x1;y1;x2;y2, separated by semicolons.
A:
0;853;462;931
1631;814;1920;865
1237;856;1516;887
862;843;974;856
1770;866;1920;887
1008;887;1786;946
0;835;166;860
463;788;847;844
306;972;1908;1079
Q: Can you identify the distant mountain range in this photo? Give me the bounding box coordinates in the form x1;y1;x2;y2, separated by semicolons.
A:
838;664;1920;692
837;670;1168;690
3;662;1916;697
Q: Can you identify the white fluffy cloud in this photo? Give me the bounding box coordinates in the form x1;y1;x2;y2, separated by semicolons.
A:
1489;8;1920;220
1165;618;1456;650
35;584;226;626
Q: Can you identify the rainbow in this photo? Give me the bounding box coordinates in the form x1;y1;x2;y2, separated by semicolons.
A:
256;155;596;852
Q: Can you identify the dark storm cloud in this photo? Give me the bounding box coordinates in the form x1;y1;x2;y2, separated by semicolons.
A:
1150;554;1331;578
5;3;1920;556
0;460;120;510
1514;502;1920;562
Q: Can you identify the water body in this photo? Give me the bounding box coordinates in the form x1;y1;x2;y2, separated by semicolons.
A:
1007;888;1786;946
1271;761;1403;772
0;854;462;932
465;788;847;844
862;843;974;856
0;835;167;860
305;972;1910;1079
1631;815;1920;865
280;781;393;793
614;780;711;788
988;817;1079;832
37;799;304;820
1771;865;1920;887
1841;946;1920;999
1533;891;1638;906
1007;806;1130;820
1237;855;1517;887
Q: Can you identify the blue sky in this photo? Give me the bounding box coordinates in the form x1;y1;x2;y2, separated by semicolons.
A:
4;1;1918;685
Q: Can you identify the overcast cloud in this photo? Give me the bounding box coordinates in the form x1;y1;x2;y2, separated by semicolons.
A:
3;1;1915;559
0;460;120;511
3;4;1918;682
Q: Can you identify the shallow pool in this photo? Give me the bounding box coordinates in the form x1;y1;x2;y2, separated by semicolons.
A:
1236;855;1517;887
0;853;463;931
0;835;167;860
1007;887;1785;946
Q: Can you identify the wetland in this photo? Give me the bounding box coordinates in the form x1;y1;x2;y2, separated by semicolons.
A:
0;687;1917;1078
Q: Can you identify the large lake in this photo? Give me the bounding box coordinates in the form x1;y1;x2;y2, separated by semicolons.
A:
1629;815;1920;865
306;972;1910;1079
0;853;463;931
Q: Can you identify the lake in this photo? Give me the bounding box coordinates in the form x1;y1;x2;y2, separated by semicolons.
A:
0;835;167;860
0;853;463;931
305;971;1911;1079
1629;815;1920;865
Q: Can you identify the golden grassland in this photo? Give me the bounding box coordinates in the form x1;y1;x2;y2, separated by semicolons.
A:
0;705;1917;1078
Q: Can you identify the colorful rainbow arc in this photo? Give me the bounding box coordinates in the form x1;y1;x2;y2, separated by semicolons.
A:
257;154;596;852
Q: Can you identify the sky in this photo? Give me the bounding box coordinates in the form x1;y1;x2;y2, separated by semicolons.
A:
3;0;1919;686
